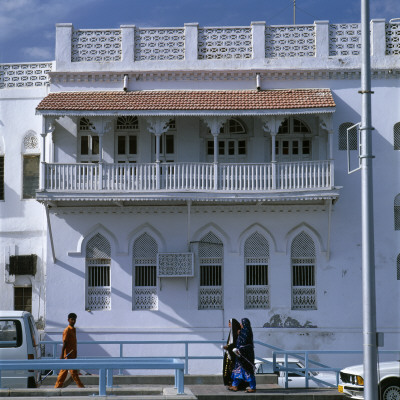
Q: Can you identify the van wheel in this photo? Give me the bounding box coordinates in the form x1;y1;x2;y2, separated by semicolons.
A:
380;379;400;400
27;377;37;388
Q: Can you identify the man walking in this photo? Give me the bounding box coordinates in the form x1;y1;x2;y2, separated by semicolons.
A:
54;313;84;388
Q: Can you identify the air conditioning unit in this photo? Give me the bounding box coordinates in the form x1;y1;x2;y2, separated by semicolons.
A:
9;255;37;276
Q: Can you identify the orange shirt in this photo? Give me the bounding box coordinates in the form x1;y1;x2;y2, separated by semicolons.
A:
62;325;77;359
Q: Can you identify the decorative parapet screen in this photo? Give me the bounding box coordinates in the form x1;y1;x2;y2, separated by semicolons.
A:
133;287;158;310
329;24;361;56
265;25;315;58
198;27;252;59
134;28;185;61
157;253;194;277
386;23;400;55
71;29;122;62
0;63;52;89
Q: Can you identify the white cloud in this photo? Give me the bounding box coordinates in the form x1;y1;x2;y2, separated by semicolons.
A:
21;46;53;60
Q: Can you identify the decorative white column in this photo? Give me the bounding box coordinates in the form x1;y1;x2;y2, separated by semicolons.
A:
370;19;386;58
202;117;228;190
40;118;56;190
261;116;285;190
184;23;199;61
55;23;73;68
314;20;330;58
90;117;113;190
251;21;266;60
121;25;136;66
146;117;171;190
319;114;334;187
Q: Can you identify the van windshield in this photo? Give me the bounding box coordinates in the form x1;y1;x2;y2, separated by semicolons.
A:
0;320;23;348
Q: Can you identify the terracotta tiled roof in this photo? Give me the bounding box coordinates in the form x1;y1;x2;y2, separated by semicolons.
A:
36;89;335;113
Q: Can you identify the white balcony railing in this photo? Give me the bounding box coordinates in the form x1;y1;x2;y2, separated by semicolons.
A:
43;160;333;193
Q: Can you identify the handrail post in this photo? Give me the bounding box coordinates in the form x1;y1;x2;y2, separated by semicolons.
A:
106;368;113;388
99;368;106;396
185;342;189;374
305;352;309;388
119;343;123;375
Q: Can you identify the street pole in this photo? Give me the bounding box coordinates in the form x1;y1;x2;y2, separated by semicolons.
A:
360;0;378;399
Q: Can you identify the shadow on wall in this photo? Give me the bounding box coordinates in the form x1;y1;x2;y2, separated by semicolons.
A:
263;314;317;328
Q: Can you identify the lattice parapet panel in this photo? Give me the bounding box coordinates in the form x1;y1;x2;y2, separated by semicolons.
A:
245;286;270;309
134;287;158;310
134;28;185;61
199;287;223;309
198;27;252;59
71;30;122;62
0;63;52;89
386;23;400;55
265;25;315;58
87;287;111;310
329;24;361;56
158;253;194;277
292;287;316;310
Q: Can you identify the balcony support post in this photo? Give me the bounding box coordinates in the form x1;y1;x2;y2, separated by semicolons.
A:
40;117;56;191
146;117;171;190
202;117;228;190
319;114;334;187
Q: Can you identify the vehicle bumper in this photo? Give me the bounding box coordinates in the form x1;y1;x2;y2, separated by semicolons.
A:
339;384;364;399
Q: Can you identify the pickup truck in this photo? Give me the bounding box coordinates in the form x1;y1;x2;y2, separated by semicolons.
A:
339;361;400;400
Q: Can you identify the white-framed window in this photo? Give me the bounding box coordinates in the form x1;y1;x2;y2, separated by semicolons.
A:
133;233;158;310
198;232;223;310
394;122;400;150
275;117;312;162
395;194;400;231
291;232;316;310
207;118;247;163
79;117;99;163
14;286;32;313
86;233;111;311
338;122;357;151
244;232;270;309
22;155;40;199
116;116;139;163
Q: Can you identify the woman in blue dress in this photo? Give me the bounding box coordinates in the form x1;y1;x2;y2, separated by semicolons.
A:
229;318;256;393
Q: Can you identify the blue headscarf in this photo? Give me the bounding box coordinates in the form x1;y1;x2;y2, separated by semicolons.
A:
235;318;255;374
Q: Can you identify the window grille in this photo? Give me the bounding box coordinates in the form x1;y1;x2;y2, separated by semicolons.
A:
86;234;111;311
244;232;270;309
116;116;139;130
339;122;357;150
397;254;400;280
0;156;3;200
14;287;32;313
22;155;39;199
394;123;400;150
395;195;400;231
291;232;316;310
133;233;158;310
80;117;92;131
198;232;223;310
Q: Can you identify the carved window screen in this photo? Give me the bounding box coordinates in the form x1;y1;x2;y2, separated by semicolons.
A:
394;123;400;150
244;232;270;309
338;122;357;151
157;253;194;277
133;233;158;310
86;234;111;311
291;232;316;310
198;232;223;310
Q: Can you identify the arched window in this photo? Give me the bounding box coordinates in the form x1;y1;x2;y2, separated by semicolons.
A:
395;195;400;230
116;116;139;163
133;233;158;310
79;117;99;162
394;122;400;150
198;232;223;310
22;130;40;199
244;232;270;309
397;254;400;280
338;122;357;151
276;117;312;161
86;233;111;311
291;232;316;310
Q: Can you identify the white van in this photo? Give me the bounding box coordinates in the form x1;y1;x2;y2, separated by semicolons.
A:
0;311;41;388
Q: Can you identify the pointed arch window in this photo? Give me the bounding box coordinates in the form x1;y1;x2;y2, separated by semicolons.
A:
244;232;270;309
198;232;223;310
86;233;111;311
133;233;158;310
394;122;400;150
291;232;316;310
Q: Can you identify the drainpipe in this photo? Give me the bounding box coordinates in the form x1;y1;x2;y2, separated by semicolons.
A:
123;74;128;92
256;73;261;91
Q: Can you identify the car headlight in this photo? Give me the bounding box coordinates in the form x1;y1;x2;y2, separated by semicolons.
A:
356;376;364;385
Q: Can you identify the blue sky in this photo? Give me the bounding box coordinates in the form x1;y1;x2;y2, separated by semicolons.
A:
1;0;399;63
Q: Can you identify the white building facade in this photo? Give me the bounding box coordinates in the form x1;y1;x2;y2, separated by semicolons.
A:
0;19;399;372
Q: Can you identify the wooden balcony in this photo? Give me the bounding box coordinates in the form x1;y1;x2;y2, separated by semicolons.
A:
37;160;339;205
